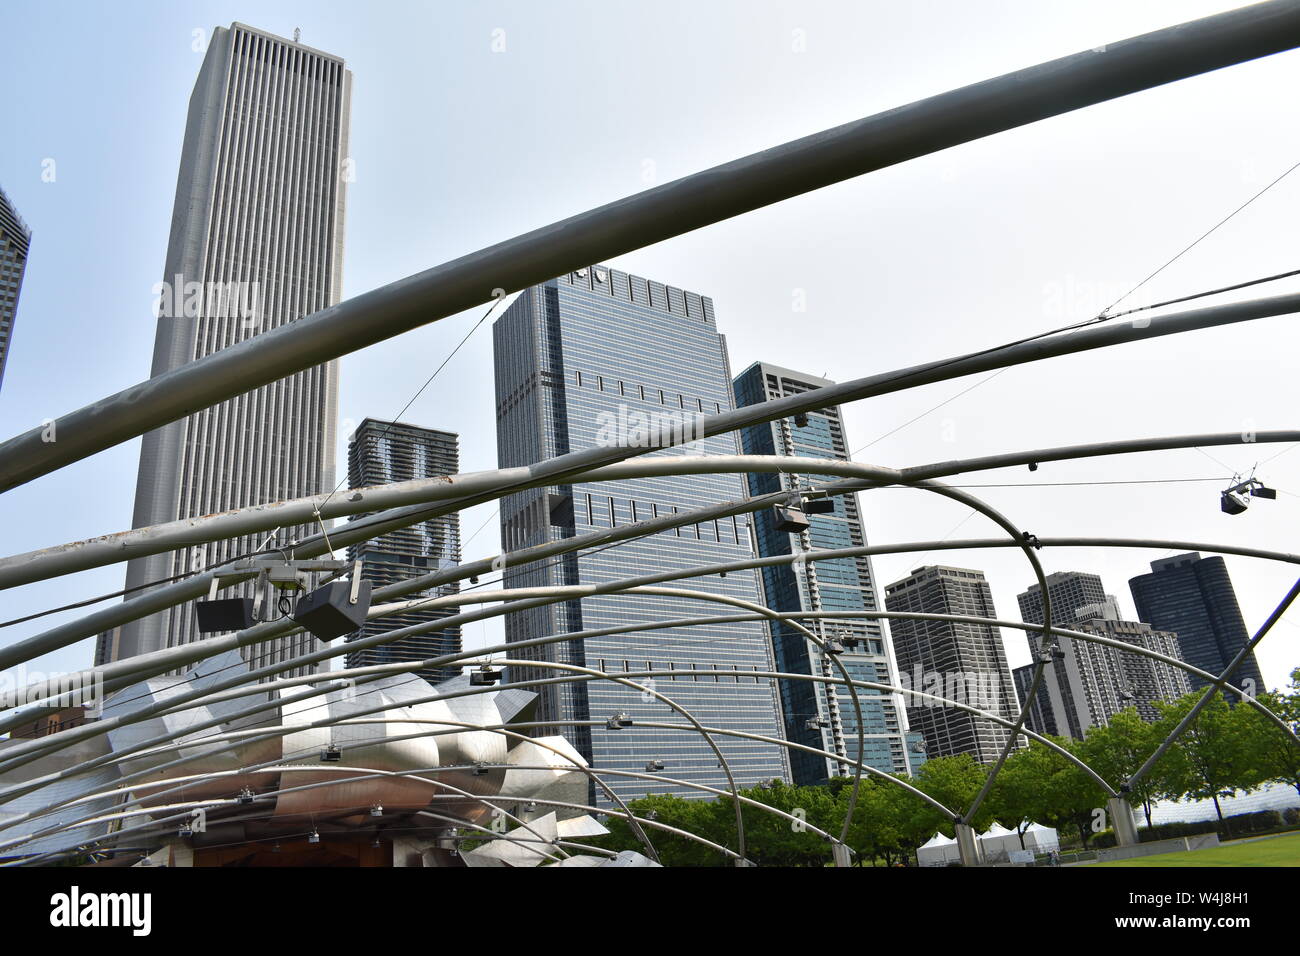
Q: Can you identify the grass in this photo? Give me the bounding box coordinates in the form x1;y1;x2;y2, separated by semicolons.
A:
1092;831;1300;867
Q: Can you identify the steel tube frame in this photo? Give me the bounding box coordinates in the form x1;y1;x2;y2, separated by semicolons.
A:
3;0;1298;492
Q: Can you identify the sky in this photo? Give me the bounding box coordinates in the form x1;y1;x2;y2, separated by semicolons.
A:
0;0;1297;696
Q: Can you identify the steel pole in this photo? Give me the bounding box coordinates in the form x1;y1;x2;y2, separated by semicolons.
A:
2;1;1299;490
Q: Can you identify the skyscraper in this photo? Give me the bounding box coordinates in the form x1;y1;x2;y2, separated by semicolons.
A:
344;420;462;685
1015;571;1191;737
104;25;351;674
1016;570;1109;626
0;184;31;396
493;265;789;804
1129;553;1265;695
732;362;923;782
883;566;1021;763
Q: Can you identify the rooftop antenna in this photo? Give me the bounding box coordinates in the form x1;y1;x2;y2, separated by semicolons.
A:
293;27;301;43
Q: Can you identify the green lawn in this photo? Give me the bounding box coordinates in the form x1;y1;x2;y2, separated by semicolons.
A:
1093;832;1300;867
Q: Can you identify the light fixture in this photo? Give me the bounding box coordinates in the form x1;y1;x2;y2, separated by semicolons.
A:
370;804;383;817
770;503;810;533
469;665;503;686
308;829;320;844
472;761;490;776
237;787;255;805
320;744;342;763
1221;475;1277;515
793;412;809;428
293;577;372;641
195;597;257;634
178;823;193;838
802;496;835;515
1221;490;1250;515
805;716;828;731
645;758;665;772
824;640;845;655
606;712;633;730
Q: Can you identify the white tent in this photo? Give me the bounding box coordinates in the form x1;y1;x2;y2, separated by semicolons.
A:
916;831;961;867
1021;821;1060;853
977;822;1021;862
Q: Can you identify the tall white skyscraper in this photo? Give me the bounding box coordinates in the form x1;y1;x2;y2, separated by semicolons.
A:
102;24;351;674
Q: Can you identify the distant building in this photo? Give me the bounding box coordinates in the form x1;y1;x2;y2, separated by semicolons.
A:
344;419;462;685
1011;663;1057;737
107;24;351;676
1015;571;1192;737
733;362;923;782
1017;570;1109;626
1129;553;1265;695
0;183;31;395
492;265;789;804
883;566;1021;763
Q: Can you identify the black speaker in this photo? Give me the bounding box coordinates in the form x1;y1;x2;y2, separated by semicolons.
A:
803;498;836;515
770;505;811;533
292;580;372;640
195;597;256;633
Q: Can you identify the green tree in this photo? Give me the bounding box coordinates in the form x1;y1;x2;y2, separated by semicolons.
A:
1154;690;1261;834
908;754;995;839
1007;737;1108;848
1078;707;1168;827
1236;668;1300;798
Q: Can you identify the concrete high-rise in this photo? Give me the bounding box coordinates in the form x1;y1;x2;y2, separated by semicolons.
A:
732;362;923;782
1129;553;1265;695
493;265;789;804
1016;570;1109;627
1015;571;1191;736
104;25;351;674
883;566;1022;763
344;420;462;685
0;184;31;396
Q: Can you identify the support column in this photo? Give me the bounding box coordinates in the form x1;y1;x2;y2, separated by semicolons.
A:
955;823;982;866
1108;797;1139;847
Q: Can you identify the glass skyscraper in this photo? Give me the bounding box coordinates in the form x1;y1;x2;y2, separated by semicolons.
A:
105;24;351;675
1129;552;1265;695
345;419;462;685
493;265;789;804
733;362;923;782
0;183;31;397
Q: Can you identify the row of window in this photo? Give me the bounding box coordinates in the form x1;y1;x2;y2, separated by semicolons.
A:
580;493;748;543
573;368;723;414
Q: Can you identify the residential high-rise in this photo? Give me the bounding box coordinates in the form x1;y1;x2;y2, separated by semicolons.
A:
732;362;924;782
1011;663;1057;737
883;566;1022;763
1016;571;1109;627
103;25;351;674
493;265;789;804
344;419;462;685
0;184;31;396
1129;553;1265;695
1015;571;1192;737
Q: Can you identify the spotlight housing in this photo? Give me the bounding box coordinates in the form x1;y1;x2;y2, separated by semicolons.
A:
293;579;372;641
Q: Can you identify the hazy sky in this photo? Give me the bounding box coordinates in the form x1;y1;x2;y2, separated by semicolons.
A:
0;0;1296;693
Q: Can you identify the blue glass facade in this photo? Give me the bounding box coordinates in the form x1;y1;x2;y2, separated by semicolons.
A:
345;419;462;684
493;267;789;805
733;363;925;783
1129;552;1265;695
